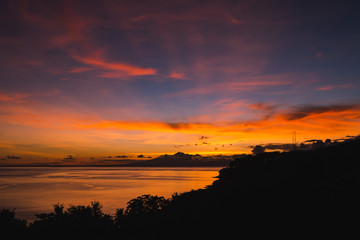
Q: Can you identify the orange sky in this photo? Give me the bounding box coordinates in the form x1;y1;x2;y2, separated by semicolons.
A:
1;0;359;165
1;97;359;164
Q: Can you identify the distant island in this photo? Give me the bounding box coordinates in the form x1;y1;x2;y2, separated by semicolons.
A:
123;152;237;167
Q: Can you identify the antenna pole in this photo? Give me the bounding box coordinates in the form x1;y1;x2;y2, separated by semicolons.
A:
292;131;297;150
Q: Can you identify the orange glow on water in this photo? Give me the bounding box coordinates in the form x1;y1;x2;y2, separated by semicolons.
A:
0;167;220;221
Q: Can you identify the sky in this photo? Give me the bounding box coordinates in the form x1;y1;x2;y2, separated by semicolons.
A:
1;0;360;164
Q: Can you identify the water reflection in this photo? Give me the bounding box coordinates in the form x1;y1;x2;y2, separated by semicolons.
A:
0;167;220;221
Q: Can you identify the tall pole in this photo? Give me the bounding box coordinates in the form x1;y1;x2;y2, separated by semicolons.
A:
292;131;297;150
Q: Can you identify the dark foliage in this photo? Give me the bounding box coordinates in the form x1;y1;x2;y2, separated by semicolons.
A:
28;202;116;239
2;138;360;239
132;138;360;238
0;209;27;238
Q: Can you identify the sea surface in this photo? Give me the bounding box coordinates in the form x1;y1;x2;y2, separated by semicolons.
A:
0;167;221;221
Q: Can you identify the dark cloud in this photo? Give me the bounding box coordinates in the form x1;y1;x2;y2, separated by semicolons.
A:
249;102;277;112
263;143;294;151
166;123;191;130
199;136;210;140
285;103;360;120
115;155;128;158
304;139;321;143
64;155;75;160
249;143;295;151
7;155;21;159
137;155;144;158
102;160;135;164
251;145;265;155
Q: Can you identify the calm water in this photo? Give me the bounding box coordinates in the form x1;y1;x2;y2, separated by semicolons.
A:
0;167;220;221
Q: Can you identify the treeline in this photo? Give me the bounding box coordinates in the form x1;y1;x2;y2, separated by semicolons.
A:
1;138;360;239
1;195;172;239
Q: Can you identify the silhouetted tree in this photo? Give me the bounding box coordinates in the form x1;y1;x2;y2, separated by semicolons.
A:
124;194;170;217
0;209;27;238
29;201;116;239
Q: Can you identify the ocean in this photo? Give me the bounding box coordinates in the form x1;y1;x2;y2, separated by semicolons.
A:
0;167;221;221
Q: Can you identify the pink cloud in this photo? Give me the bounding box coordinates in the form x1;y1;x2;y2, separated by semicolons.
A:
16;2;157;79
70;67;94;73
0;90;61;103
73;55;157;77
249;102;276;111
316;84;353;91
228;15;244;25
316;85;333;91
315;52;323;59
167;76;292;97
0;93;31;102
170;71;186;79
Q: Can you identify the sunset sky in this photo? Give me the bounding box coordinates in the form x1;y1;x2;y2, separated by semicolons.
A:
1;0;359;164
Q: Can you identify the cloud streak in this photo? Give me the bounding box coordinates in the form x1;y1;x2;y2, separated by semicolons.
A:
166;78;292;97
0;90;61;103
72;54;157;78
71;102;360;139
284;103;360;121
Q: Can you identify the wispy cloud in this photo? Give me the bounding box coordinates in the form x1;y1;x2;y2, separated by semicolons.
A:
283;103;360;121
0;90;61;103
14;0;157;79
169;71;186;79
0;93;31;102
316;84;353;91
71;102;360;140
166;76;292;97
69;67;94;73
73;54;157;78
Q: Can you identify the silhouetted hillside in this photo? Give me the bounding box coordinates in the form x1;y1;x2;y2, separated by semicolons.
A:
2;138;360;239
127;152;234;167
146;137;360;238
